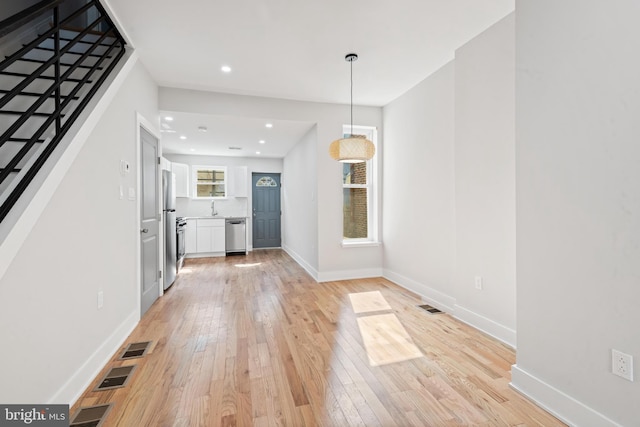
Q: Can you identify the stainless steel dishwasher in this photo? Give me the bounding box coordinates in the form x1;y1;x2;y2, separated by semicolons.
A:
225;217;246;255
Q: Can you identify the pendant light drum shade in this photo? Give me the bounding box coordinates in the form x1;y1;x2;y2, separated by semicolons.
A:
329;53;375;163
329;135;375;163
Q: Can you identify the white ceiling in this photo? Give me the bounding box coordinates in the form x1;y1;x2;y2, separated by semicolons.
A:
105;0;515;157
160;113;315;157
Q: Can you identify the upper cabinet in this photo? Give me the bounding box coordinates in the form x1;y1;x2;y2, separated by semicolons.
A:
172;162;190;198
228;166;248;198
161;157;172;171
166;162;246;199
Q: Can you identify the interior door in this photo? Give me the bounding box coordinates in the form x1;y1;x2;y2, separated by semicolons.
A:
140;127;160;316
252;173;281;249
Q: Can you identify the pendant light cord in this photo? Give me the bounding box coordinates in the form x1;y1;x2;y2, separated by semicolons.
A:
350;58;354;136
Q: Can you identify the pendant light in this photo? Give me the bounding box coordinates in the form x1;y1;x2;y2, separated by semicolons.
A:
329;53;375;163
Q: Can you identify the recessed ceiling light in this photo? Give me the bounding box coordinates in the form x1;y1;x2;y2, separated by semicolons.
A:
190;148;196;152
259;140;265;144
221;65;231;73
164;116;173;121
256;151;261;155
265;123;273;128
198;126;207;132
180;135;187;140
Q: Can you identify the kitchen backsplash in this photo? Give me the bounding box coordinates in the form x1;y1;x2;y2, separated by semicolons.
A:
176;197;248;218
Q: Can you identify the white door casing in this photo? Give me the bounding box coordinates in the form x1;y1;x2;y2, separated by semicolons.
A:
140;126;160;316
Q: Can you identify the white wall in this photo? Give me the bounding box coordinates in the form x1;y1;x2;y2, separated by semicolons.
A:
382;15;516;346
454;14;516;344
282;126;319;277
160;89;383;280
0;59;158;404
382;62;456;309
513;1;640;425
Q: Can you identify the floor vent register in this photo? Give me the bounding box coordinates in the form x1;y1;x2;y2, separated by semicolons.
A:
69;404;112;427
119;341;152;360
418;304;444;314
72;340;152;425
94;365;137;391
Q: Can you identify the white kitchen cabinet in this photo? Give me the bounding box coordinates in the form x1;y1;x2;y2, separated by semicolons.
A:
161;157;172;171
196;218;225;253
228;166;248;197
172;162;190;198
185;219;197;254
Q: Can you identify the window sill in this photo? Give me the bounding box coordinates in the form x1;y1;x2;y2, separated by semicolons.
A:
341;240;381;248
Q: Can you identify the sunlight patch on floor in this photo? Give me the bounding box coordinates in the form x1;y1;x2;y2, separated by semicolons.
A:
356;313;423;366
349;291;423;367
348;290;392;313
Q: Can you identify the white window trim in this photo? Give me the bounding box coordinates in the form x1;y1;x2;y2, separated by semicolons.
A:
192;165;227;199
341;125;379;244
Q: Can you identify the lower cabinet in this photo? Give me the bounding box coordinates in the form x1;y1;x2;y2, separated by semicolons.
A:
195;218;225;254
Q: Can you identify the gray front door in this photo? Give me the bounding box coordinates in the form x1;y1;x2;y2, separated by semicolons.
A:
140;128;160;316
252;173;281;249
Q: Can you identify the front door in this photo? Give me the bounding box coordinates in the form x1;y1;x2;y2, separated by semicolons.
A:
140;127;160;316
252;173;281;249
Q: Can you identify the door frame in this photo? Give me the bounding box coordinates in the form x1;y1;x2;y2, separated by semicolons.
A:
136;112;163;320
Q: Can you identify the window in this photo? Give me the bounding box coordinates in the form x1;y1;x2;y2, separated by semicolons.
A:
256;176;278;187
342;126;377;243
193;166;226;198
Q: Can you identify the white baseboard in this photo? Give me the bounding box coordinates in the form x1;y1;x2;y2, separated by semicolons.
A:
383;269;515;347
453;304;516;348
317;267;383;283
282;244;318;281
49;310;138;406
383;268;456;312
510;365;622;427
185;252;225;259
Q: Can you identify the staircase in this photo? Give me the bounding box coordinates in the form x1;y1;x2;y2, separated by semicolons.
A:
0;0;126;223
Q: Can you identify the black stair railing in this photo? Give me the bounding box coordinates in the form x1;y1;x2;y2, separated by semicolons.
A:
0;0;126;223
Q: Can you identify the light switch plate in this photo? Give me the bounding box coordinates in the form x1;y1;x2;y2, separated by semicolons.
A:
120;159;130;175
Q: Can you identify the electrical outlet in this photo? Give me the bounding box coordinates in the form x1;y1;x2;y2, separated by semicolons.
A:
474;276;483;290
612;349;634;381
97;291;104;309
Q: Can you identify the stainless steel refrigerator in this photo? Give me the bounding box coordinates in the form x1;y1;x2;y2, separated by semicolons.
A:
162;170;176;290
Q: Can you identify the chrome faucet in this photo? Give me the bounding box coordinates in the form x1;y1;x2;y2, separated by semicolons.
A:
211;200;217;216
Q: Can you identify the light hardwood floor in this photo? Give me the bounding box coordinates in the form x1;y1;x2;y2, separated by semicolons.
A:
71;250;565;426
